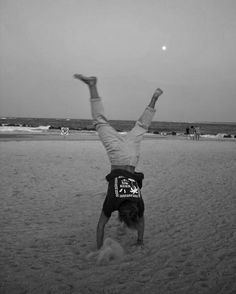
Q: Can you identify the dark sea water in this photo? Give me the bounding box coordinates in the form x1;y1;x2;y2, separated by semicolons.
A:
1;117;236;136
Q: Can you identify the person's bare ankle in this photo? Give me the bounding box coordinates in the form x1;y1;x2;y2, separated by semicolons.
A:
73;74;97;86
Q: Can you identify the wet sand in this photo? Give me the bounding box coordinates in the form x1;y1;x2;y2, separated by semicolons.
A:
0;137;235;294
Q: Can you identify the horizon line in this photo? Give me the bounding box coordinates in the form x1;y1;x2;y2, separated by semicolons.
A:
1;116;236;125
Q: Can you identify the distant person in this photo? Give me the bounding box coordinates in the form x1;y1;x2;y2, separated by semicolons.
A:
190;126;195;140
74;74;163;249
194;126;201;140
185;126;190;139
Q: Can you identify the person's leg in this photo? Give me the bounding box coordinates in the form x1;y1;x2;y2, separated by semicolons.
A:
73;74;125;164
125;88;163;166
148;88;163;109
73;74;100;99
127;88;163;139
74;74;105;120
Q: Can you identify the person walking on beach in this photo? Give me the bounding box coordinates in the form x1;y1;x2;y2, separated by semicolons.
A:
74;74;163;249
185;126;190;139
190;126;195;140
194;126;201;140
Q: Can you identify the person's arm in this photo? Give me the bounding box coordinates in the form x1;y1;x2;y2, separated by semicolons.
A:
96;211;109;249
136;215;145;246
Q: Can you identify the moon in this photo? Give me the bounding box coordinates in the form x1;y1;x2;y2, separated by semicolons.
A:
162;46;167;51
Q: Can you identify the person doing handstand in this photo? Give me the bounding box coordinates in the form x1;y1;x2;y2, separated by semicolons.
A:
74;74;163;249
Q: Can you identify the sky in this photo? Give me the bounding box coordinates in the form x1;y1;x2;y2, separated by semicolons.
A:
0;0;236;122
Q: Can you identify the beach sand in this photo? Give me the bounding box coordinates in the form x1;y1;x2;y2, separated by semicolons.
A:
0;137;235;294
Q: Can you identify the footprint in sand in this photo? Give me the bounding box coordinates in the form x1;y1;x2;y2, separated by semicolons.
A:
116;224;127;237
87;238;125;265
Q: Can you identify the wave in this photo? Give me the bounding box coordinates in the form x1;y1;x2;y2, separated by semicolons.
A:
201;133;235;139
33;125;51;130
0;125;51;133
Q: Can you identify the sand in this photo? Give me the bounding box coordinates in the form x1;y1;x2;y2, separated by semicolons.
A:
0;137;235;294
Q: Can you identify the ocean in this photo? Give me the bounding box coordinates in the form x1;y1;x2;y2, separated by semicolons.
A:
0;117;236;138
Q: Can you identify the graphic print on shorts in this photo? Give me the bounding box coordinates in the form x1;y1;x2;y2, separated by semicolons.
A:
114;176;141;198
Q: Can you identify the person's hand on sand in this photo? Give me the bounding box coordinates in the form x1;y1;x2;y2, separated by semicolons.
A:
132;239;144;249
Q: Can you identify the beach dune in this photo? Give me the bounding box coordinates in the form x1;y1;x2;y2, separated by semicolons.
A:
0;138;235;294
